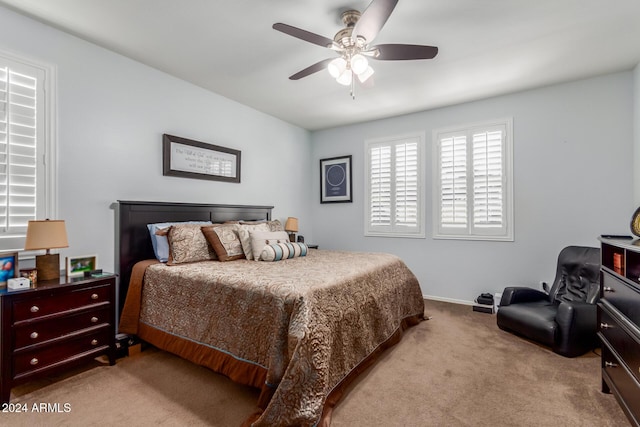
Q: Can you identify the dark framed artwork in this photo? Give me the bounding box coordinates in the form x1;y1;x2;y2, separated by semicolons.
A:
320;155;352;203
163;134;241;183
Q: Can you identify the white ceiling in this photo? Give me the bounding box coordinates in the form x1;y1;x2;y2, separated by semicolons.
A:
2;0;640;130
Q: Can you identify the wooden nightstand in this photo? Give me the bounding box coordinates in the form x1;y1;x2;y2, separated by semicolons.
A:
0;273;117;404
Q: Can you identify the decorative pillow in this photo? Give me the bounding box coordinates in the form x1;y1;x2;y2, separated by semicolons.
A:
249;230;290;261
147;221;211;262
239;219;284;232
201;224;245;262
260;242;308;262
165;223;217;265
237;222;270;260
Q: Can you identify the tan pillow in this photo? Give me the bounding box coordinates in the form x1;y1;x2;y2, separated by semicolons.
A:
165;223;217;265
201;224;245;262
240;219;284;232
237;223;270;260
249;230;290;261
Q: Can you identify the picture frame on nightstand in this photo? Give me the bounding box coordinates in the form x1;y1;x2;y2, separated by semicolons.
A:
66;254;98;279
0;252;18;290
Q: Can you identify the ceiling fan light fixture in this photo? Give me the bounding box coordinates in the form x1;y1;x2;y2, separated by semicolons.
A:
336;69;353;86
350;53;368;75
328;57;347;78
357;66;375;83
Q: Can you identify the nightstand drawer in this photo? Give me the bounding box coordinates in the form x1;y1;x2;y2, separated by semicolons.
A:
14;307;111;350
13;285;111;322
13;328;111;378
599;305;640;384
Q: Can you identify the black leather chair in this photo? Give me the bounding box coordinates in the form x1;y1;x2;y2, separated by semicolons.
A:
496;246;600;357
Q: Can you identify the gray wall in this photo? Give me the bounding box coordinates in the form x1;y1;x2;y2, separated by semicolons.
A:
0;6;313;272
311;72;634;303
635;64;640;206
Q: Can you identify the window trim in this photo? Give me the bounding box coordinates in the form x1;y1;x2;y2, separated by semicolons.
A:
364;132;426;239
432;117;514;242
0;49;58;251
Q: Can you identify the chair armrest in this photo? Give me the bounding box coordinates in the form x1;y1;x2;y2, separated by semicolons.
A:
553;301;597;357
500;287;548;307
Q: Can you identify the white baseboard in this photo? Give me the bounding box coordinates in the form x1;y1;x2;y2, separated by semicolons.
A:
423;294;475;306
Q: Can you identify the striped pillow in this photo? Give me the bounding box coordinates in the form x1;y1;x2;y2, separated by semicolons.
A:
260;242;308;262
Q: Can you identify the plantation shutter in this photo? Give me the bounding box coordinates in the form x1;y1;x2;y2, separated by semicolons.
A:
434;118;512;241
439;135;467;229
395;141;418;227
472;129;504;231
0;57;43;242
366;134;424;237
369;145;391;227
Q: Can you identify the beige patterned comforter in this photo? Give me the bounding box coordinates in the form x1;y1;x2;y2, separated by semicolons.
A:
137;249;424;426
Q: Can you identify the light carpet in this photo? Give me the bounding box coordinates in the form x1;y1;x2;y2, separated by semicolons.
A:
5;301;628;426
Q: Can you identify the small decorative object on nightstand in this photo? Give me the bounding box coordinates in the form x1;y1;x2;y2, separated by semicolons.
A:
24;219;69;281
0;273;117;404
285;217;299;242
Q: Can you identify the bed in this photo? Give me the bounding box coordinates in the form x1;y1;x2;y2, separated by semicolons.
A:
116;200;425;426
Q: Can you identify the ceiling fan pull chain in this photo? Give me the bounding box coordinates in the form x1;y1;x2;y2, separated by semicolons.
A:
351;72;356;100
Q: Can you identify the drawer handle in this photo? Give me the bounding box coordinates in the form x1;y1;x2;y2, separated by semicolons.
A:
30;305;39;313
30;332;39;339
30;358;38;366
605;361;618;368
91;293;99;300
603;286;614;293
91;316;99;323
600;322;611;330
91;339;98;346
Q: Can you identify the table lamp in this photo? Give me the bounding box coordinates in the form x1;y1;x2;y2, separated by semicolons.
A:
285;217;299;242
24;219;69;281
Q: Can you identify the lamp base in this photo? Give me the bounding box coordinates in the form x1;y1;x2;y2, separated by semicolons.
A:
288;233;296;242
36;253;60;281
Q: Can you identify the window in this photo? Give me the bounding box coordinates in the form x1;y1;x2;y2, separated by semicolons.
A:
365;133;425;238
433;118;513;241
0;51;56;251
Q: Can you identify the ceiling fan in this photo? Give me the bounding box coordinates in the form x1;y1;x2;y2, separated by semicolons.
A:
272;0;438;98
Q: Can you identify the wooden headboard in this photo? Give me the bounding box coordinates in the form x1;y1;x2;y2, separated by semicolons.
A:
116;200;273;316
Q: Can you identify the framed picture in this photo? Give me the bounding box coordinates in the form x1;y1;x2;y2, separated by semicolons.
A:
0;252;18;289
163;134;241;183
66;255;98;279
320;155;352;203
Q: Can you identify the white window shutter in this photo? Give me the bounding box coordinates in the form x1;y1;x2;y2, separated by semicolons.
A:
395;141;418;227
365;133;425;238
439;135;467;230
0;66;38;233
472;130;504;231
369;145;391;227
433;118;513;241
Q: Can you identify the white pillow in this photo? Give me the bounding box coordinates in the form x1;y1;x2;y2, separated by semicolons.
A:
237;223;270;260
249;230;290;261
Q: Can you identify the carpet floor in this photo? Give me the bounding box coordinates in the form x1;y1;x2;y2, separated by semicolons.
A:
5;300;629;426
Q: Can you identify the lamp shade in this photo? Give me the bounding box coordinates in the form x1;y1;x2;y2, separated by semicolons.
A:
284;217;299;233
24;220;69;251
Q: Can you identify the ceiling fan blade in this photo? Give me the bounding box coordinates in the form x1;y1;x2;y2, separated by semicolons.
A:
273;23;334;48
352;0;398;43
372;44;438;60
289;58;334;80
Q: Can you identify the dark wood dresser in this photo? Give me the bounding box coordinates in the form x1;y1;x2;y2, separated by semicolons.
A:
0;273;116;404
598;237;640;426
